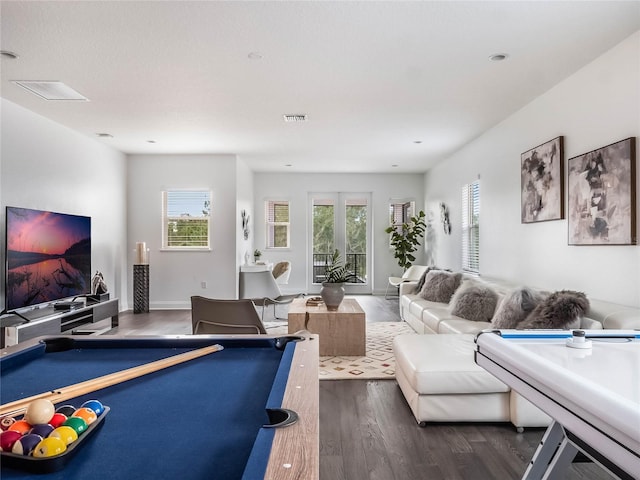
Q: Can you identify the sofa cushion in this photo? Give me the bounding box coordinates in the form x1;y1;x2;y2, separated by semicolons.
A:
518;290;589;329
421;306;453;333
438;318;492;334
420;270;462;303
393;334;509;395
449;280;499;322
492;286;546;329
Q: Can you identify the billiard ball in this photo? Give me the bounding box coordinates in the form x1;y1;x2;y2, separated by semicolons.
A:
0;416;16;431
30;423;55;438
72;407;97;425
7;420;32;435
49;426;78;446
49;412;67;428
62;417;88;435
32;437;67;458
0;430;22;452
12;433;43;456
24;399;55;425
55;405;76;417
81;399;105;416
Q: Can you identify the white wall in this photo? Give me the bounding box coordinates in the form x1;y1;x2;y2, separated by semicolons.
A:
252;172;425;295
424;31;640;308
127;154;239;308
236;158;254;298
0;99;128;309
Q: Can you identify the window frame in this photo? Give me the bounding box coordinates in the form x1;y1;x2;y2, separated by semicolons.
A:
388;199;415;245
265;199;290;249
461;181;480;273
161;189;212;251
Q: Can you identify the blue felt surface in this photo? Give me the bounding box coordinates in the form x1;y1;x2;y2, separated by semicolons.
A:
1;338;291;480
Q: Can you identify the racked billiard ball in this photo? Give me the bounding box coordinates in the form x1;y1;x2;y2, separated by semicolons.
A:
49;426;78;446
49;412;67;428
81;399;105;416
30;423;54;438
62;417;88;435
24;399;55;426
0;430;22;452
55;405;76;417
72;408;97;425
32;437;67;458
7;420;31;435
0;416;16;431
12;433;43;455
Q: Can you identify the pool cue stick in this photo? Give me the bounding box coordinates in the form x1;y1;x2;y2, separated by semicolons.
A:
0;343;224;419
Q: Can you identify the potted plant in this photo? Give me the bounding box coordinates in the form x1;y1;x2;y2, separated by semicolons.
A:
320;249;355;310
385;210;427;270
253;249;262;263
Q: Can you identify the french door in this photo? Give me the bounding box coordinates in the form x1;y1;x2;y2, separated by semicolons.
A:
308;192;371;294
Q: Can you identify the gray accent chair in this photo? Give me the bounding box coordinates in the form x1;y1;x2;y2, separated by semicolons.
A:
190;296;267;334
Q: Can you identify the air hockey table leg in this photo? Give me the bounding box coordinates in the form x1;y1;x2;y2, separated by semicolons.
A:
523;421;565;480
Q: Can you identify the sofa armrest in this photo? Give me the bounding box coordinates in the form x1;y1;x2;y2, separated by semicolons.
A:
399;281;418;296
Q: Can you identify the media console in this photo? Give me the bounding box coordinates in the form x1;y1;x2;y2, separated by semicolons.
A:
0;298;119;348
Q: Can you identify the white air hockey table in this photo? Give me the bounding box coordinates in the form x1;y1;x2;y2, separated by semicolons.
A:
475;329;640;480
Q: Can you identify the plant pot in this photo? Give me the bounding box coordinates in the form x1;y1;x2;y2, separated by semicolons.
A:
321;282;345;311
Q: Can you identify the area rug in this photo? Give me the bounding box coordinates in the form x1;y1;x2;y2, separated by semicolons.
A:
266;321;414;380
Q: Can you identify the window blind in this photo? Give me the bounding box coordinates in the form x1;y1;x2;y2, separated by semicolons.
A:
462;181;480;273
162;190;211;248
265;200;290;248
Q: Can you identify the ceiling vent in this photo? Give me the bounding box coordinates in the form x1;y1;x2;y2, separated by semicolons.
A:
12;81;89;101
283;114;307;123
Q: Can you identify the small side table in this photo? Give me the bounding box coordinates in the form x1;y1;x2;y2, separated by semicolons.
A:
133;264;149;313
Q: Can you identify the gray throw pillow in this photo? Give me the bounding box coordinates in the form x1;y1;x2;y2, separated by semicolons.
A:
449;280;499;322
415;266;443;293
419;270;462;303
492;287;546;329
518;290;589;329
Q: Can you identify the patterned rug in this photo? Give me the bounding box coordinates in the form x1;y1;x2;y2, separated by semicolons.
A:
265;321;414;380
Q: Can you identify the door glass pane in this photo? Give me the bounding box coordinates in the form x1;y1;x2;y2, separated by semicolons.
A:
312;199;334;283
345;199;367;283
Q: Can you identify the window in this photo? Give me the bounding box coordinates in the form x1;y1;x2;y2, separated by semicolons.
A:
389;200;415;238
265;200;290;248
162;190;211;249
462;181;480;273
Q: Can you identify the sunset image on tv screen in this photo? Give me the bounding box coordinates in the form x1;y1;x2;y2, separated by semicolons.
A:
5;207;91;311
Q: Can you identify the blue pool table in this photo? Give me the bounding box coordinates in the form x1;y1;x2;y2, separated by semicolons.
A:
0;334;319;479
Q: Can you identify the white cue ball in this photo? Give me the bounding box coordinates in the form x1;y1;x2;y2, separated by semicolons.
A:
24;399;56;425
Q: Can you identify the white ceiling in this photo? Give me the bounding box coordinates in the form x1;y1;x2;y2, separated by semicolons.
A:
1;1;639;173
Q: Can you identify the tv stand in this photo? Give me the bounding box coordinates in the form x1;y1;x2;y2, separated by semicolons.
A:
0;298;119;348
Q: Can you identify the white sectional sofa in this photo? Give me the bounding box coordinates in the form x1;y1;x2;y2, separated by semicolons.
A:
392;266;640;430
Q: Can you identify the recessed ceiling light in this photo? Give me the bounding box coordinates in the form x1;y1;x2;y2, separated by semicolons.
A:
489;53;509;62
1;50;19;59
283;114;307;122
392;164;399;168
285;164;293;167
13;81;89;101
248;52;263;60
413;140;422;144
96;133;113;138
147;140;156;144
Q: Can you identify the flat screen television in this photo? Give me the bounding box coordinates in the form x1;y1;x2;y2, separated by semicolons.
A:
5;206;91;312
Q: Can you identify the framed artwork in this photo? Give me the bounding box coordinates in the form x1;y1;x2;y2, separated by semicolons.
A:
521;136;564;223
567;137;636;245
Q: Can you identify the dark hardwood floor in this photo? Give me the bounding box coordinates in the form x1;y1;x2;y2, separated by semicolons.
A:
105;296;612;480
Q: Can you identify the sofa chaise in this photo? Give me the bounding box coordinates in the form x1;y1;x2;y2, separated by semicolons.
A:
392;266;640;430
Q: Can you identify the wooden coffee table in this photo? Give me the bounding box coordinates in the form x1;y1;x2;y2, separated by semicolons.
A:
288;297;366;356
